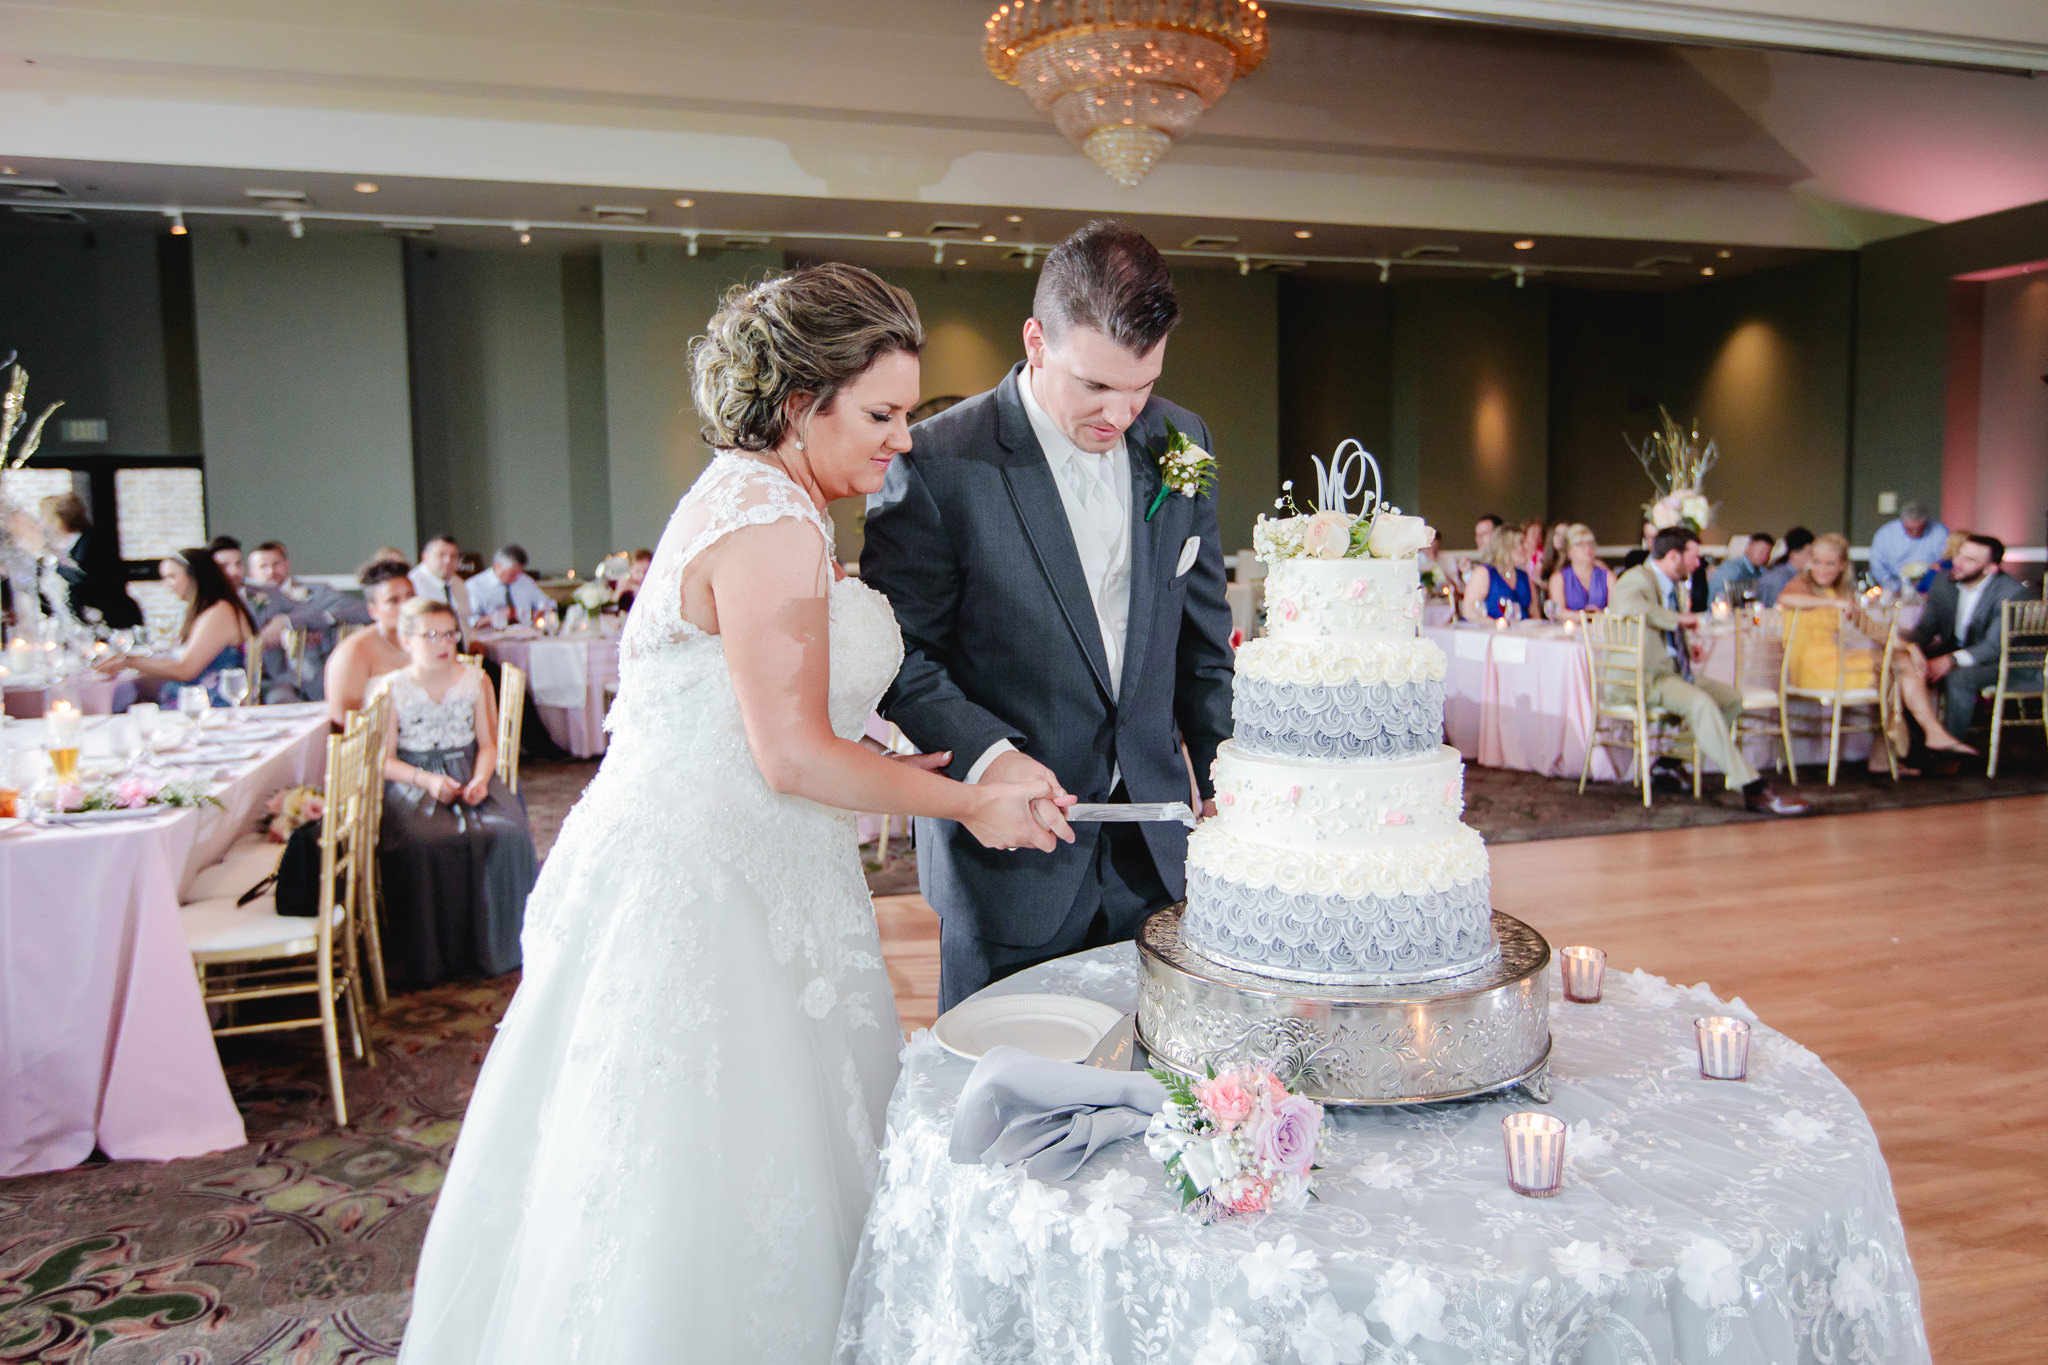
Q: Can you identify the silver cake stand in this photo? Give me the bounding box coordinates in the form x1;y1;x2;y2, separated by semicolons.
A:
1136;906;1553;1107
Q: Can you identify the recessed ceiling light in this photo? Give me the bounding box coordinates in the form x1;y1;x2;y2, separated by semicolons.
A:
982;234;998;242
1716;248;1732;259
955;258;967;266
1701;266;1716;276
353;182;379;194
1;167;17;176
886;230;904;238
1513;239;1535;250
674;197;695;209
1005;214;1023;223
1294;229;1312;239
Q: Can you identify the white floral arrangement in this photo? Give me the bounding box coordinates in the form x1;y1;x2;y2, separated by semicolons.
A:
1144;1064;1325;1220
571;581;608;612
262;783;324;842
1253;440;1434;566
1630;406;1720;531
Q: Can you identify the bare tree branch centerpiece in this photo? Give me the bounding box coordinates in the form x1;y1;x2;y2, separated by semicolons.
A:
1628;406;1719;532
1;352;68;652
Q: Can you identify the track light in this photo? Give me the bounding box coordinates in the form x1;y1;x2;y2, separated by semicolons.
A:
1514;267;1526;289
166;210;186;236
1237;256;1250;276
1378;261;1390;284
284;213;303;239
514;221;531;244
686;232;699;257
933;242;945;265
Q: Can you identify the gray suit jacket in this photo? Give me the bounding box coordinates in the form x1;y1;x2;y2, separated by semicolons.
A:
246;580;373;700
861;363;1236;948
1907;571;2029;669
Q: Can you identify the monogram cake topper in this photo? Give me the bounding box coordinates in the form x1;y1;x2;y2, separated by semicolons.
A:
1312;439;1384;527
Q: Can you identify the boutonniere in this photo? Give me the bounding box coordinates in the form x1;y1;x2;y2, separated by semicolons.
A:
1146;420;1216;522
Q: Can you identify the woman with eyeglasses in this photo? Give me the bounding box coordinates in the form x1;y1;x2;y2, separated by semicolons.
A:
369;595;536;990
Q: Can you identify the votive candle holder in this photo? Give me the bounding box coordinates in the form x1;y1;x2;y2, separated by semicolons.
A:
1695;1016;1751;1080
1560;946;1606;1003
1501;1112;1566;1197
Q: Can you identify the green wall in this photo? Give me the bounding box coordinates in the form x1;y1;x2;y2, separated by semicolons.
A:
1157;269;1280;558
1278;277;1396;521
190;229;417;573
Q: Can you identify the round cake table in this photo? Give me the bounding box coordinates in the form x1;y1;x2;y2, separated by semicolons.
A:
836;946;1931;1365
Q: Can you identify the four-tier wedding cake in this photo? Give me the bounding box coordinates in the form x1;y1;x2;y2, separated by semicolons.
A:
1136;442;1551;1105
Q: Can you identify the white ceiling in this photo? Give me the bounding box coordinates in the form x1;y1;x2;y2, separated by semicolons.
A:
0;0;2043;249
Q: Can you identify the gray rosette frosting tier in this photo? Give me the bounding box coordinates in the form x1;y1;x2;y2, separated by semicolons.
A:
1183;866;1499;985
1232;676;1445;761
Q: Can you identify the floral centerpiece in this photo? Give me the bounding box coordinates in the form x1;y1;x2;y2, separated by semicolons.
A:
1252;439;1434;565
1144;1063;1325;1221
263;784;324;842
50;775;219;814
1629;406;1719;531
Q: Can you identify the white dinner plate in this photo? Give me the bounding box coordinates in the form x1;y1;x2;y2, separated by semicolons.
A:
932;993;1125;1064
35;804;178;824
193;744;266;763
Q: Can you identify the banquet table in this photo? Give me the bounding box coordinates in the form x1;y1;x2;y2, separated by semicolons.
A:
0;703;332;1177
479;629;620;758
1424;622;1890;782
838;944;1931;1365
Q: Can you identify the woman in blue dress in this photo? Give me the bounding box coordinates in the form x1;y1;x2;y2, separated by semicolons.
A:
1546;523;1611;615
94;546;257;705
1461;528;1535;622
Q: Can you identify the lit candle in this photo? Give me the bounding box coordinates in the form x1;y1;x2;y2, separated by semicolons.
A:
47;700;82;745
1501;1112;1566;1197
7;638;29;675
1695;1015;1752;1080
1560;946;1606;1002
1495;615;1507;630
1563;619;1577;635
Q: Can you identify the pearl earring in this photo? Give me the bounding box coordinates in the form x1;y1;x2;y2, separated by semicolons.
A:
794;439;806;451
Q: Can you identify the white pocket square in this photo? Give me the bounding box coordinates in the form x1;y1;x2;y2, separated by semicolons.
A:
1175;536;1202;578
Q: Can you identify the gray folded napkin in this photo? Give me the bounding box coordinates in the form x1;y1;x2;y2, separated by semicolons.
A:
950;1045;1168;1182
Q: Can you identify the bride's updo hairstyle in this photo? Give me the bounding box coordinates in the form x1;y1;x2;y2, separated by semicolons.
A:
692;263;925;452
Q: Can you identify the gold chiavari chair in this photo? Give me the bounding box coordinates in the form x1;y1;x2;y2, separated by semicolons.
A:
1577;613;1700;808
1983;599;2048;779
1729;606;1791;775
181;719;375;1125
352;688;394;1009
241;637;265;703
457;652;484;669
1778;605;1898;787
496;663;526;793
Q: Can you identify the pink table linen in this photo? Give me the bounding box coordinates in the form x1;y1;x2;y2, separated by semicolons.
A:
3;671;139;719
0;705;331;1176
481;633;620;759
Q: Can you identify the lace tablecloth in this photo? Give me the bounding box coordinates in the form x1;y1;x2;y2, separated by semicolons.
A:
838;945;1930;1365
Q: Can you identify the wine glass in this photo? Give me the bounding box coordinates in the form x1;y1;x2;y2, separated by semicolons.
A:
107;715;142;777
127;702;161;768
178;686;212;733
218;667;250;714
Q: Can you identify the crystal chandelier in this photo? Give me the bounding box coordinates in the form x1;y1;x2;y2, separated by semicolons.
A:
985;0;1270;187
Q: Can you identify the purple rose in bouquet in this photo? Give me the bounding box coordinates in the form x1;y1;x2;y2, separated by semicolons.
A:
1250;1093;1324;1176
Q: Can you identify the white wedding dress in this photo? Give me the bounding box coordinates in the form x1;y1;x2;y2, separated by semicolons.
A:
399;454;905;1363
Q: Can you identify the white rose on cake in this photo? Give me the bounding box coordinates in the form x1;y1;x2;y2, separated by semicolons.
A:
1368;513;1433;559
1303;510;1353;559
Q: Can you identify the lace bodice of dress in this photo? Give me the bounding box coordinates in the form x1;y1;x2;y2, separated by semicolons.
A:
379;668;482;752
524;452;904;1014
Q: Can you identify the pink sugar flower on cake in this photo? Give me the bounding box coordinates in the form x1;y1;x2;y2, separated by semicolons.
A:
1285;785;1301;804
1277;598;1298;622
1346;579;1368;599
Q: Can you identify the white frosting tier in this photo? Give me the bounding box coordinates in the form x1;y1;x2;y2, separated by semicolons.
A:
1263;557;1424;647
1209;741;1466;853
1185;823;1489;902
1233;634;1445;688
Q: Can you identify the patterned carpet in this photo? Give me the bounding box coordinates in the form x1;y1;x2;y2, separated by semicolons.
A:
5;735;2042;1360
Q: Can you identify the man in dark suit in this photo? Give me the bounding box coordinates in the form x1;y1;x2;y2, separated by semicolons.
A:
1901;534;2031;735
41;492;142;629
862;223;1236;1010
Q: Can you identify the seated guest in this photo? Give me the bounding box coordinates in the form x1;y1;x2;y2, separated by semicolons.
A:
94;547;256;704
1517;519;1549;584
1869;501;1949;595
1897;534;2029;747
1612;527;1808;815
372;597;537;989
245;539;372;703
1780;532;1973;762
408;534;472;634
1620;518;1657;572
371;546;410;568
39;493;142;629
611;547;655;611
324;559;415;727
465;544;555;627
1461;524;1534;622
1755;527;1814;606
1546;523;1609;614
1707;531;1773;602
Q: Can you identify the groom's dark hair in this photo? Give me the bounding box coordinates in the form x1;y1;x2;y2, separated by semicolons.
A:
1034;222;1180;356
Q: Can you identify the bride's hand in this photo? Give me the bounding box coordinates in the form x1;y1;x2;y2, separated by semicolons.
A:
964;780;1076;852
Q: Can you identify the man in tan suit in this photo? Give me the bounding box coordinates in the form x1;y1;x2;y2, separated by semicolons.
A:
1611;527;1809;816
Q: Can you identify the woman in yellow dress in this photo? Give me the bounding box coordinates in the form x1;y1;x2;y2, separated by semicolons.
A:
1778;532;1974;763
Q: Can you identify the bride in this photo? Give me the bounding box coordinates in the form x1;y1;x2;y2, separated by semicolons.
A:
398;263;1071;1363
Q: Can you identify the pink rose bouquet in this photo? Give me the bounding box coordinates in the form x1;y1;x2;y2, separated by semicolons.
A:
1145;1064;1325;1220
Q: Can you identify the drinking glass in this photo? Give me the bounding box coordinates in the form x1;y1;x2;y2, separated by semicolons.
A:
179;686;212;730
128;702;162;767
218;667;250;712
107;716;142;776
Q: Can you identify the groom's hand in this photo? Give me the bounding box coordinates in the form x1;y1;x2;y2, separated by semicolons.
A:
981;750;1072;838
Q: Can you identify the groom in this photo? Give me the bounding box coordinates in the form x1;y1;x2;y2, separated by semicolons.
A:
862;223;1236;1011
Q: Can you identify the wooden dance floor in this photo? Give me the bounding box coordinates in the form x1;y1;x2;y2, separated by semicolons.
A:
877;795;2048;1365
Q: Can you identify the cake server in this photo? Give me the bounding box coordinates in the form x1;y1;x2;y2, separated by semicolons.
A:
1063;802;1197;828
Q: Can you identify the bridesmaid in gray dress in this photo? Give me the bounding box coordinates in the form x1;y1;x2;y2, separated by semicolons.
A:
373;596;537;989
